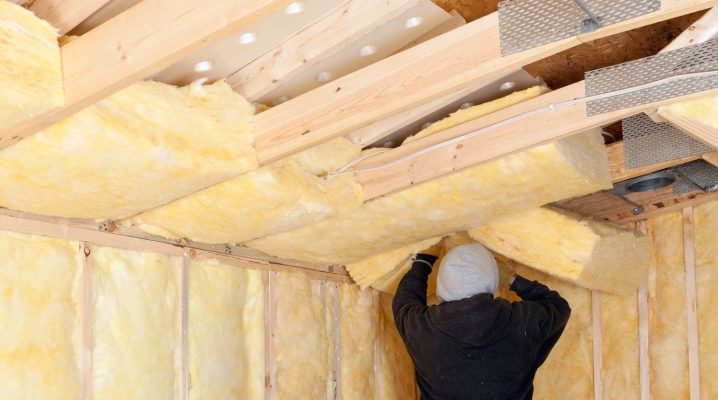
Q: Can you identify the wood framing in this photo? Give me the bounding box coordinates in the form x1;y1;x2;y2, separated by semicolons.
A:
607;141;708;183
81;243;93;400
0;0;293;149
174;255;190;400
682;207;701;400
636;221;650;400
228;0;419;101
591;290;603;400
704;151;718;166
353;81;718;200
29;0;112;35
657;109;718;150
252;0;717;165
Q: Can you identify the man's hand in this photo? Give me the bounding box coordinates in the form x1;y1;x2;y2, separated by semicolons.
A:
419;240;444;257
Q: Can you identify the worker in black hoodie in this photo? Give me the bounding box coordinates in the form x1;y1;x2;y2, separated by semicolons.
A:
392;242;571;400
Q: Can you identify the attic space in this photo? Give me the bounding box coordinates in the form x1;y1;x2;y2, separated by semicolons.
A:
1;0;718;399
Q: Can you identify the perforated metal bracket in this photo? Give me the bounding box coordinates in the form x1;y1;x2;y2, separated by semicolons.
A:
498;0;660;56
673;160;718;194
622;113;713;169
586;38;718;115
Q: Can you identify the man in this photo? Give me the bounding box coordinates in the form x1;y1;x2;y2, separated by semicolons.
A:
392;242;571;400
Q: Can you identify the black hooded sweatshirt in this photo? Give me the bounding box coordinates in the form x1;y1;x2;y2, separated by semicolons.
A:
392;254;571;400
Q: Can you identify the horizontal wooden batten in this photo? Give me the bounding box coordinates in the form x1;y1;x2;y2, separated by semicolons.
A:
29;0;112;35
253;0;717;165
1;0;294;148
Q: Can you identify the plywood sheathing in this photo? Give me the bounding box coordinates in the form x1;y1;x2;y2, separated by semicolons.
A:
0;81;255;220
468;207;653;295
432;0;498;22
0;1;62;133
126;138;362;244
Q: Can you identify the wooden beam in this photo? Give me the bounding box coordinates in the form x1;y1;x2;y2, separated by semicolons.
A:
591;290;603;400
662;7;718;52
253;0;718;165
353;80;718;200
29;0;112;35
559;186;718;224
607;141;709;182
657;108;718;149
0;0;293;149
703;151;718;166
228;0;420;102
682;207;701;400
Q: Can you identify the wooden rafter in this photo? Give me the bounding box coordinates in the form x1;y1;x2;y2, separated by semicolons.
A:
29;0;112;35
0;0;294;149
228;0;420;102
657;108;718;150
252;0;717;165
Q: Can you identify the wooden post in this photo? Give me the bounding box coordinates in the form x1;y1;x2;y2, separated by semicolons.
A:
683;207;701;400
81;243;94;400
266;270;278;400
636;220;650;400
174;255;189;400
373;291;382;400
591;290;603;400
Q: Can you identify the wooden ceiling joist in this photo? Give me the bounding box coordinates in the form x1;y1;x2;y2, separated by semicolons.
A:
0;0;293;149
29;0;112;35
657;109;718;149
228;0;419;102
252;0;717;165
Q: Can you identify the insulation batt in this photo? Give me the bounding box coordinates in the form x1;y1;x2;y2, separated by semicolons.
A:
274;271;335;399
188;259;265;400
658;94;718;130
694;200;718;399
0;1;62;132
0;80;255;219
339;285;377;400
0;231;81;399
647;212;690;399
91;246;177;400
248;129;612;264
601;290;640;399
468;207;652;295
378;293;417;399
127;138;363;243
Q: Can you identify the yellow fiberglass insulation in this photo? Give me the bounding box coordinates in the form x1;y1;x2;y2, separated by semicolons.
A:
467;206;652;295
378;293;417;399
601;291;640;400
126;138;363;243
658;94;718;131
0;80;255;220
0;1;62;132
0;231;81;399
647;212;689;399
504;264;594;399
91;246;177;400
275;271;335;399
694;200;718;398
248;129;612;264
188;259;265;400
339;285;376;400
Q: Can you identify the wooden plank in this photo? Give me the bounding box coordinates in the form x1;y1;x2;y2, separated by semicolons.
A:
253;0;717;165
607;141;706;183
657;109;718;149
353;80;718;200
29;0;112;35
683;207;701;400
266;271;278;400
591;290;603;400
662;7;718;52
0;0;293;149
81;243;93;400
228;0;420;101
373;291;382;400
704;151;718;166
636;221;650;400
174;255;189;400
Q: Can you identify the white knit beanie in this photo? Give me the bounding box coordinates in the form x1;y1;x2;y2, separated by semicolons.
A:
436;243;498;302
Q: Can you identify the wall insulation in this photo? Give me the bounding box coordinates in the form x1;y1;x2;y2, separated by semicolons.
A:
127;138;363;243
91;247;178;400
468;207;652;294
0;1;62;132
339;285;377;400
0;80;255;220
0;231;81;399
188;258;265;400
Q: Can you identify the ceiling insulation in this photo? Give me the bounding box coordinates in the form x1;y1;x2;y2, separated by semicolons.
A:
659;93;718;134
125;138;362;243
0;80;255;220
0;2;62;132
468;207;652;295
248;128;612;264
